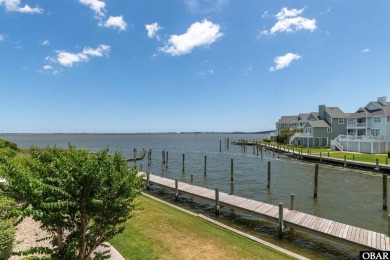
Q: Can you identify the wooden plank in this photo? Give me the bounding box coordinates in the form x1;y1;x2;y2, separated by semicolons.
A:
362;229;368;246
346;225;354;240
381;234;386;250
385;236;390;251
376;232;381;249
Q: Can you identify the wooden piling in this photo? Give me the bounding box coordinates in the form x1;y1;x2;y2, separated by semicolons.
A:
230;159;234;195
344;155;347;167
204;156;207;176
376;159;380;172
261;146;263;158
215;188;220;215
314;164;319;198
291;194;295;210
220;140;222;152
146;172;150;190
182;154;185;173
175;179;179;201
134;148;137;165
278;203;284;238
383;174;388;210
267;161;271;189
166;151;168;168
191;174;193;184
162;150;165;164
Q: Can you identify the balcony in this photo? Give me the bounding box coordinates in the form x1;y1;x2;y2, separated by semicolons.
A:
338;135;386;141
347;122;367;128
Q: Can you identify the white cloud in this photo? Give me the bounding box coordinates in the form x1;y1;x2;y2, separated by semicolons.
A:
160;19;223;56
146;22;162;39
270;53;301;71
40;39;50;46
361;48;370;53
47;44;110;67
185;0;228;14
261;7;316;35
79;0;106;17
0;0;43;14
101;16;127;31
0;34;7;41
42;65;53;70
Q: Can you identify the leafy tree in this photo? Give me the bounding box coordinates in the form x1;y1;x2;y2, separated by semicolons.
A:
0;145;144;259
0;195;17;260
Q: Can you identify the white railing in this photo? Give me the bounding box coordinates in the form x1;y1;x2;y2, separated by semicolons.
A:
347;122;367;128
338;135;386;141
331;139;344;151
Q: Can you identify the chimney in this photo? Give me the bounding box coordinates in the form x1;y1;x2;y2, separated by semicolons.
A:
378;96;387;106
319;105;326;119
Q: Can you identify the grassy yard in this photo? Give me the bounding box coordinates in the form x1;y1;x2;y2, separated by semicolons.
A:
110;195;297;260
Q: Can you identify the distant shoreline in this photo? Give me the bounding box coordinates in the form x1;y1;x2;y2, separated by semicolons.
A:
0;131;274;135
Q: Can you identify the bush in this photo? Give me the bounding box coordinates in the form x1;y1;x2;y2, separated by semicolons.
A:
0;147;17;159
0;139;19;151
0;196;17;260
263;138;272;143
388;150;390;158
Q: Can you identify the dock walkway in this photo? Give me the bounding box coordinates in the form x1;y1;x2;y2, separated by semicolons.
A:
142;172;390;251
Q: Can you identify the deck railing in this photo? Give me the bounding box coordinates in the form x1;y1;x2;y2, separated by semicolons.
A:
338;135;386;141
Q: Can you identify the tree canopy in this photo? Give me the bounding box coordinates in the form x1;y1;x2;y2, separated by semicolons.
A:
0;145;144;259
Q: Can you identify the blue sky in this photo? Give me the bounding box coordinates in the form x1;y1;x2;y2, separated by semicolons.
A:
0;0;389;133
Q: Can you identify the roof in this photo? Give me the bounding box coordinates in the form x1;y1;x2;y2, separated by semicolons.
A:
277;115;298;124
306;120;330;128
325;107;347;118
348;101;390;118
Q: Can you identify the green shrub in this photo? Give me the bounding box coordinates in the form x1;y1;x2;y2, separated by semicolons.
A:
0;196;16;260
0;139;19;151
388;150;390;158
0;148;17;159
262;138;271;143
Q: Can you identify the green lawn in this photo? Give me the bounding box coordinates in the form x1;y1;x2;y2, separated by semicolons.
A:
110;195;297;260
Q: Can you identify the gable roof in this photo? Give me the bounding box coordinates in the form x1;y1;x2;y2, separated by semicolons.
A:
306;120;330;128
325;107;347;118
277;115;298;124
348;101;390;118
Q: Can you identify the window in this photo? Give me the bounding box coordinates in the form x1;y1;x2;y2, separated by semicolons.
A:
374;117;382;123
349;118;355;123
371;129;380;136
327;128;332;133
300;123;303;127
329;117;332;123
306;127;312;134
286;124;289;127
338;118;344;124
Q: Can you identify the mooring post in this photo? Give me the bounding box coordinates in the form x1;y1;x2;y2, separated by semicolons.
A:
146;172;150;190
267;161;271;189
215;188;220;216
291;194;295;210
162;150;165;165
314;164;319;198
376;159;380;172
165;151;169;168
191;174;193;184
278;203;284;238
149;149;152;164
175;179;179;201
204;156;207;176
220;140;222;152
383;174;388;210
261;146;263;158
253;145;255;155
134;148;137;165
182;154;185;174
147;150;150;166
230;159;234;195
256;143;259;156
344;155;347;167
388;215;390;236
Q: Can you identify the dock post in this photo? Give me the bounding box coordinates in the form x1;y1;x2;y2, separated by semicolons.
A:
166;151;169;168
220;140;222;152
314;164;319;198
278;203;284;239
388;215;390;236
227;138;230;150
134;148;137;165
147;150;150;166
267;161;271;189
182;154;185;174
230;159;234;195
261;146;263;158
291;194;295;210
253;145;255;155
175;179;179;201
162;150;165;165
191;174;193;184
204;156;207;176
150;149;152;164
146;172;150;190
383;174;388;210
344;155;347;167
376;159;380;172
215;188;220;216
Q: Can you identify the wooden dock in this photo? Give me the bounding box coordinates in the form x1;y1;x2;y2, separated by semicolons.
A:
233;141;390;173
142;172;390;251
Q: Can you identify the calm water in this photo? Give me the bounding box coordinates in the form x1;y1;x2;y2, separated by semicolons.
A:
1;133;385;259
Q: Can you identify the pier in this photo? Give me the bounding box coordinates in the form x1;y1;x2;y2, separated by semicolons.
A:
232;140;390;173
142;172;390;251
